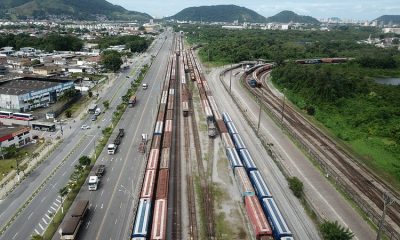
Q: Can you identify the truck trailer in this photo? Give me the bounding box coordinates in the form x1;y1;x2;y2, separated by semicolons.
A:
60;200;89;240
107;129;124;154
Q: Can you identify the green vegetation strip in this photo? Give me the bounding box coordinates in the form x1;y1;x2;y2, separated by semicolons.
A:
0;137;83;236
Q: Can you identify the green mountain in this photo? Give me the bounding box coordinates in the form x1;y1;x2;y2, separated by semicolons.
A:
266;10;319;24
165;5;267;23
374;15;400;25
0;0;152;21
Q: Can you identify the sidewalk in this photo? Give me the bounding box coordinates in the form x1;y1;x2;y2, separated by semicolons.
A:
0;140;60;200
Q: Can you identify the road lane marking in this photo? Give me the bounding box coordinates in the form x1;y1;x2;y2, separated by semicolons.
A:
39;223;44;230
45;214;51;220
101;190;104;196
115;218;118;225
27;212;34;220
111;167;114;171
34;229;40;235
48;210;53;214
40;196;47;202
101;203;103;209
106;177;109;182
42;217;48;225
62;172;66;176
86;220;91;229
12;232;18;239
96;37;169;239
50;206;56;211
94;204;97;211
53;202;59;207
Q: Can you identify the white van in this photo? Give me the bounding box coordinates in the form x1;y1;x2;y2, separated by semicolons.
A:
142;83;148;90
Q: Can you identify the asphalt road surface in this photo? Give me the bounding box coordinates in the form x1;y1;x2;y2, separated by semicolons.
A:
0;30;169;240
53;31;175;240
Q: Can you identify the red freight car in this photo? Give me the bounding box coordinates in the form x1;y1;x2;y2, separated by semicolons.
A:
164;120;173;133
160;148;170;169
147;149;159;170
244;196;273;240
216;120;228;134
166;110;173;120
140;169;156;199
156;169;169;200
151;199;168;240
152;135;162;150
162;132;172;149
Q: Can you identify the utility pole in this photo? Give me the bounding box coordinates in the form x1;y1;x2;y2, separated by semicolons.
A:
257;97;262;134
376;192;394;240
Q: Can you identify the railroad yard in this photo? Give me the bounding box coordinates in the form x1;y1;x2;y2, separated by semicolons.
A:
4;29;398;240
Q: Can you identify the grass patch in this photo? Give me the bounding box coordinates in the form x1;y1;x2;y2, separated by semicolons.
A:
0;159;17;182
194;176;207;240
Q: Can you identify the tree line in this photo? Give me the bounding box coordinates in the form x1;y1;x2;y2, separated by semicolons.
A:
0;33;83;52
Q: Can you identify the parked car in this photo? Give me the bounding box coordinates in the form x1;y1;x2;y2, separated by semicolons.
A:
142;83;148;90
81;125;90;130
91;115;97;121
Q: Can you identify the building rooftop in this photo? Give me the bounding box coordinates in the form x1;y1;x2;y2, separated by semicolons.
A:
0;124;30;139
0;77;73;96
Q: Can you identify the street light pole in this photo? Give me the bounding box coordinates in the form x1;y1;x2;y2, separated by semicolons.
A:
376;192;394;240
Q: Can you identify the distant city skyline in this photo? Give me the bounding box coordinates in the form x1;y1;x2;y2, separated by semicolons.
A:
107;0;400;20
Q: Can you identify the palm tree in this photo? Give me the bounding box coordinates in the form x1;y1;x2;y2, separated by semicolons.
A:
320;220;354;240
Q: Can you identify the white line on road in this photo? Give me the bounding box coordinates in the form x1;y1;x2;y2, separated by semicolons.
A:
111;167;114;171
101;190;104;196
12;232;18;239
106;177;109;182
53;202;59;207
34;229;40;235
86;220;91;229
50;206;57;211
62;172;66;176
27;212;34;220
94;204;97;211
48;210;53;214
39;223;44;230
40;196;47;202
115;218;118;225
101;203;103;209
46;214;51;220
42;217;48;225
120;202;122;209
56;198;61;203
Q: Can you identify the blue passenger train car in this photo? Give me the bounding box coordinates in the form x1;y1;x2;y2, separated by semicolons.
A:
239;149;257;172
222;112;232;123
226;147;243;169
132;198;152;239
249;170;272;199
261;198;292;239
232;133;246;150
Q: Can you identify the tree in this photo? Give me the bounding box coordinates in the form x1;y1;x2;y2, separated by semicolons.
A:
59;187;68;214
3;145;17;158
101;50;123;72
65;109;72;118
31;59;41;65
103;100;110;110
138;26;145;31
88;90;93;98
288;176;303;198
320;220;354;240
79;155;91;166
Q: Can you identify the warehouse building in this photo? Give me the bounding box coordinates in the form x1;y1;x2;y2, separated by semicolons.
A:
0;77;74;112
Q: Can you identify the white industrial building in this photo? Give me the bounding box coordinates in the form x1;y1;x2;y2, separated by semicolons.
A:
0;77;74;112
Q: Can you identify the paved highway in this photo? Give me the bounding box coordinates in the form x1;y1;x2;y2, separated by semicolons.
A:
205;66;320;239
53;31;175;240
213;66;375;239
0;31;168;240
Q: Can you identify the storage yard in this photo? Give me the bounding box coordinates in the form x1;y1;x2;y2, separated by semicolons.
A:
130;33;317;240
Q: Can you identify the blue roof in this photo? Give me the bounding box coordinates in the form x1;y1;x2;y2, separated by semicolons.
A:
239;149;257;172
249;170;272;199
226;148;243;168
222;112;232;123
132;198;152;237
261;198;292;238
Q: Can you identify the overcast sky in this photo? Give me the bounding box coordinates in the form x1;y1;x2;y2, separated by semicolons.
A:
107;0;400;20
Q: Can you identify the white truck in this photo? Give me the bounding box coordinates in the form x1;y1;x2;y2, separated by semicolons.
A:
94;107;101;116
88;176;99;191
107;129;124;155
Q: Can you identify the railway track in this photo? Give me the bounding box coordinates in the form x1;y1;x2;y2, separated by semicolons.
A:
188;80;216;239
244;66;400;238
171;54;182;240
